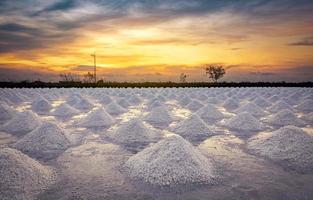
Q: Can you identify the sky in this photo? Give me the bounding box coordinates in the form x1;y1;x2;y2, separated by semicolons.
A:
0;0;313;82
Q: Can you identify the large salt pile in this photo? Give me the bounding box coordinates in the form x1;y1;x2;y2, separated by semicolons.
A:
105;101;127;115
0;148;56;200
51;103;80;117
223;112;264;133
236;102;267;118
197;104;224;123
223;98;239;111
0;102;15;122
31;96;52;114
171;114;214;143
1;111;41;136
15;122;70;160
144;106;174;128
295;99;313;113
264;109;306;127
186;100;204;111
124;135;217;186
108;119;160;150
76;108;115;128
247;126;313;173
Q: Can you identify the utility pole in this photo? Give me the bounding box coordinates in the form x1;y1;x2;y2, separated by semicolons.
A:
91;52;96;83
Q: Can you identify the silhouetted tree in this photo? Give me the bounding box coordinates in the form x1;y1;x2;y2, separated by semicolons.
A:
83;72;94;83
180;73;187;83
205;65;226;83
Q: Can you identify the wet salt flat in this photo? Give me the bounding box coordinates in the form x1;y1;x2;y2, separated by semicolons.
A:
0;87;312;200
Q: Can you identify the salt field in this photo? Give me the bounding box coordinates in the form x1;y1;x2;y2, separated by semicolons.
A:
0;87;313;200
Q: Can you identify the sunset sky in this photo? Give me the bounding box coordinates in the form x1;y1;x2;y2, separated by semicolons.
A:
0;0;312;82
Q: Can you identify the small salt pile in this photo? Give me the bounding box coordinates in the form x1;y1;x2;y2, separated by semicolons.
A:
117;98;131;108
51;103;80;117
67;94;94;110
247;126;313;173
144;106;174;128
105;101;127;115
128;95;141;105
77;108;115;128
197;104;224;123
171;114;214;143
253;96;272;108
236;102;267;118
124;134;217;186
108;119;160;150
223;98;239;111
0;148;56;200
223;112;264;132
1;111;41;136
264;109;306;127
186;100;204;111
268;100;293;113
15;122;70;160
0;102;15;122
295;99;313;113
147;99;164;110
31;96;52;114
178;96;191;106
98;94;112;104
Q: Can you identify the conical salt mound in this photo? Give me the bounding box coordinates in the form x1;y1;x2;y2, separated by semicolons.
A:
124;135;217;186
67;94;94;110
77;108;115;128
295;99;313;113
179;96;191;106
15;122;70;160
197;104;224;123
247;126;313;173
147;99;164;110
108;119;160;149
51;103;80;117
105;101;127;115
98;94;112;104
253;97;272;108
268;100;293;113
144;106;174;128
171;115;215;143
236;102;266;118
224;112;264;132
128;95;141;105
0;148;56;200
117;98;131;108
264;109;306;127
0;102;15;122
1;111;41;136
223;98;239;111
186;100;204;111
31;96;52;114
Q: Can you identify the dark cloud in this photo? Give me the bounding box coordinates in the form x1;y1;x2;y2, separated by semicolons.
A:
288;36;313;46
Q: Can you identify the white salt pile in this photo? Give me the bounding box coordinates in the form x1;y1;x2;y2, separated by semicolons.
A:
223;98;239;111
147;99;164;110
76;108;115;128
124;134;217;186
1;111;41;136
264;109;306;127
31;96;52;114
268;100;293;113
223;112;264;132
108;119;160;149
253;97;272;108
68;94;94;110
171;114;215;143
51;103;80;117
295;99;313;113
197;104;224;123
105;101;127;115
128;95;141;105
15;122;70;160
0;102;15;122
98;94;112;104
301;112;313;125
144;106;174;128
117;98;131;108
0;148;56;200
236;102;267;118
178;96;191;106
186;100;204;111
247;126;313;173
